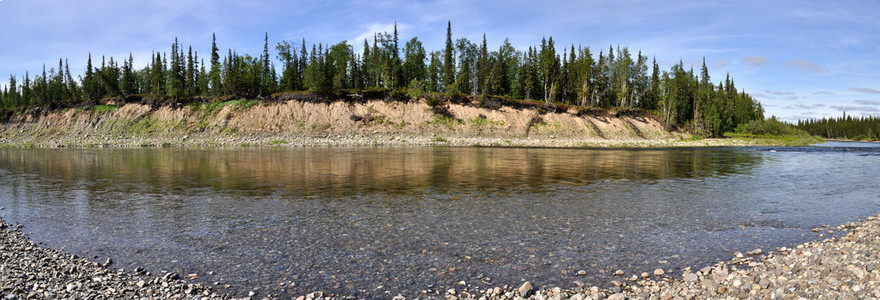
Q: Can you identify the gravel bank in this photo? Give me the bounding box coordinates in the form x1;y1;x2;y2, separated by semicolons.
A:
0;133;770;149
3;213;879;299
0;218;232;299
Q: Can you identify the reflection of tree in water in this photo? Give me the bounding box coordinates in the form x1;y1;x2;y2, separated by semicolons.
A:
0;148;763;197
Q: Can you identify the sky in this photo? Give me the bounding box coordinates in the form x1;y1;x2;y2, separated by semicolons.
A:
1;0;878;122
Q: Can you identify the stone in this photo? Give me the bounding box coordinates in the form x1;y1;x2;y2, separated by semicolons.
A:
607;293;625;300
732;278;743;287
641;272;650;279
614;270;624;276
66;283;78;292
683;273;698;283
576;270;587;276
518;282;533;297
653;269;665;277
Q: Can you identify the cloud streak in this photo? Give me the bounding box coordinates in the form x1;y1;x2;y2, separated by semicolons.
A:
854;99;880;106
830;104;880;112
741;56;770;67
784;59;827;73
764;89;794;95
850;88;880;94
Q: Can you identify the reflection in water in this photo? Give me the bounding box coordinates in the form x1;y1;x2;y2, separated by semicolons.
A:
0;146;878;298
0;147;762;195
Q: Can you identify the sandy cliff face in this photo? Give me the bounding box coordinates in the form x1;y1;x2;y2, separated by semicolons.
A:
0;99;677;145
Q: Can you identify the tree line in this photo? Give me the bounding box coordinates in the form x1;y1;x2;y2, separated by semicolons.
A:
0;22;763;136
797;113;880;141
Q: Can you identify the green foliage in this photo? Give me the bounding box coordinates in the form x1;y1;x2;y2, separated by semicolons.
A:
126;117;159;136
432;136;448;142
75;104;117;114
735;116;811;137
269;139;288;145
194;99;259;115
406;80;425;99
797;113;880;140
424;93;442;107
425;114;460;126
471;117;505;126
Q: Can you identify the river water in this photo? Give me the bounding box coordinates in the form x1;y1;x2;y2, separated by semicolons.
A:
1;142;879;298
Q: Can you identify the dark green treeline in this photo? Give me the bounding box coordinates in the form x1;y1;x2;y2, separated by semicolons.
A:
0;22;763;137
797;114;880;140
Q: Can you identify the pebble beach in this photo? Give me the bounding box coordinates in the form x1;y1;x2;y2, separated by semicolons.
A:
2;214;879;299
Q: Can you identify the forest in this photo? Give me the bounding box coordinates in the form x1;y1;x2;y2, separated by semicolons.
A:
797;114;880;141
0;22;764;137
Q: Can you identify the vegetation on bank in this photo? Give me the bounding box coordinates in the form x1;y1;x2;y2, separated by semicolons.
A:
727;117;824;146
797;113;880;141
0;22;765;138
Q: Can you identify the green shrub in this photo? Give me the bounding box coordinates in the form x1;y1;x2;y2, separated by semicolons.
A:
407;80;426;100
425;93;442;107
735;116;811;137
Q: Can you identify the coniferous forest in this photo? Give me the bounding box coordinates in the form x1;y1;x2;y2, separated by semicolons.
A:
797;114;880;141
0;22;764;137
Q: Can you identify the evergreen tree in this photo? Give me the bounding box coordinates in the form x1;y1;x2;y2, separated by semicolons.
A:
443;21;455;89
186;46;195;97
121;53;135;96
210;33;222;96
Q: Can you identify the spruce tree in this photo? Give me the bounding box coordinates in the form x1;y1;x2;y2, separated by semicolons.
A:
210;33;222;96
443;21;455;89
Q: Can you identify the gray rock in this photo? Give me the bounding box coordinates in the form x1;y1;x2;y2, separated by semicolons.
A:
518;281;534;297
607;293;625;300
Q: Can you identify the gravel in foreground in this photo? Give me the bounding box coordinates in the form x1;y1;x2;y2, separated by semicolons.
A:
0;218;232;299
3;214;880;300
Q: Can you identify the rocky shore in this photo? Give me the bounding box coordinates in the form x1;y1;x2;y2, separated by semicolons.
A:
3;213;880;299
0;218;231;299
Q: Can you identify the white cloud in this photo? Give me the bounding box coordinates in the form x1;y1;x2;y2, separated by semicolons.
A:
350;22;408;49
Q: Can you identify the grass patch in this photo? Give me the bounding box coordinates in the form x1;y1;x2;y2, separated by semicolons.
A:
126;117;160;136
425;114;461;126
270;139;288;145
534;120;562;130
432;136;448;142
75;104;118;114
681;134;703;141
192;99;260;115
471;117;505;126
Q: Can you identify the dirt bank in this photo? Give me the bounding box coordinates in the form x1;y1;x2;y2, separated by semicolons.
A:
0;97;714;148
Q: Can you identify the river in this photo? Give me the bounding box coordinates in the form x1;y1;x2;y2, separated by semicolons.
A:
1;142;879;298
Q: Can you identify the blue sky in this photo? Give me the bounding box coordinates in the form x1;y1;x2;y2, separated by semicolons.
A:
1;0;878;122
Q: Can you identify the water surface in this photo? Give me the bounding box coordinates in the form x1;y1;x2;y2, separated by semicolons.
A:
1;143;879;297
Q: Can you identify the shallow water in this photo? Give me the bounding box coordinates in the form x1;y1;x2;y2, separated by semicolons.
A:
1;143;879;298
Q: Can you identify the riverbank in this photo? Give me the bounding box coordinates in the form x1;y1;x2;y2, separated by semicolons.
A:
0;133;801;149
0;98;819;149
2;213;878;299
